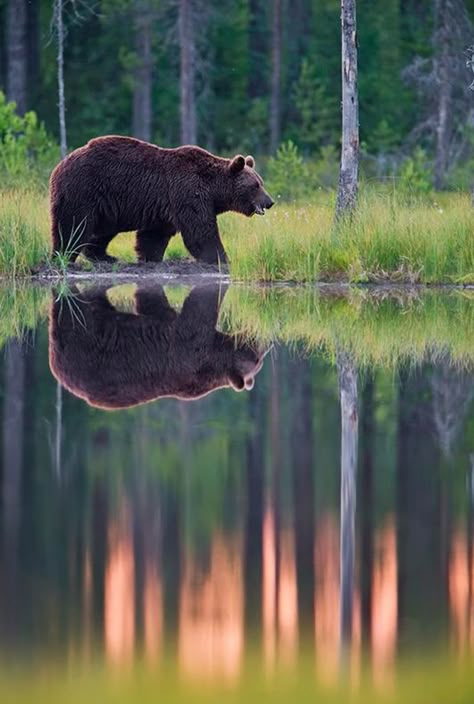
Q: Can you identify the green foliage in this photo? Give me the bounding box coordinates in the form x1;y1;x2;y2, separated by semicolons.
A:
266;141;308;200
266;141;339;200
398;148;433;195
307;145;339;189
0;0;470;187
292;59;338;152
0;92;58;187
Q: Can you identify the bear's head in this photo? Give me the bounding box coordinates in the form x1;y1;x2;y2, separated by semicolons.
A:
226;340;270;392
228;154;275;217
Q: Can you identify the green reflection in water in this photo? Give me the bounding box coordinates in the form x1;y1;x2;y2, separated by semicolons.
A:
0;283;473;702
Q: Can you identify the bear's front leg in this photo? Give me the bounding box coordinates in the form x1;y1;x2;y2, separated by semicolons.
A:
178;214;228;267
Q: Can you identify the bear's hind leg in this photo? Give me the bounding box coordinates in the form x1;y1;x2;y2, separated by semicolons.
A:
82;233;118;263
136;224;176;263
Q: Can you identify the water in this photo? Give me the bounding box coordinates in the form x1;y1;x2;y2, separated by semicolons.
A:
1;282;474;702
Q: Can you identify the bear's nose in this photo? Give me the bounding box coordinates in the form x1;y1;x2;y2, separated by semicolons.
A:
266;198;275;210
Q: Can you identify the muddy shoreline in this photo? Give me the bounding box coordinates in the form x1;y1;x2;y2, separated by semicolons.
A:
6;257;472;290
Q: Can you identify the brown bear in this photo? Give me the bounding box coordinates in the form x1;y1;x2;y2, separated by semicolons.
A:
49;283;268;410
49;136;274;265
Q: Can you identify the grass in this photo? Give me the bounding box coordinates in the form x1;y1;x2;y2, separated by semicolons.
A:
0;187;473;283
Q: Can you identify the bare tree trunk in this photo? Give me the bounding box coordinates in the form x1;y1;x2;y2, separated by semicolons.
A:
335;0;359;222
270;0;282;153
26;0;40;105
6;0;27;114
290;358;314;644
54;0;67;158
133;0;153;142
434;0;451;190
179;0;197;144
337;351;358;660
360;376;374;646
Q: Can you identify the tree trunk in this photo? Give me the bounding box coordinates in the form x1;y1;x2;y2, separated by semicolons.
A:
179;0;197;144
337;351;358;657
335;0;359;222
270;0;282;153
26;0;40;105
291;358;315;645
360;375;374;646
2;339;25;641
133;0;153;142
55;0;67;158
6;0;27;114
433;0;451;190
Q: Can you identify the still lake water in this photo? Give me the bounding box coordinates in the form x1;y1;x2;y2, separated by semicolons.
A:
1;282;474;702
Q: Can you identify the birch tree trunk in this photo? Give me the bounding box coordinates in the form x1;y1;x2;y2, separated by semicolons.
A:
55;0;67;158
6;0;27;114
179;0;197;144
270;0;282;153
335;0;359;222
133;0;153;142
337;351;358;658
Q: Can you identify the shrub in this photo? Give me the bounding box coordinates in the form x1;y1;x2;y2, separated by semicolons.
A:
398;147;433;195
0;91;59;188
266;140;308;201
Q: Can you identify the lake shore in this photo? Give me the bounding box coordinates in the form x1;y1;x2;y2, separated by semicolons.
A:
1;188;474;284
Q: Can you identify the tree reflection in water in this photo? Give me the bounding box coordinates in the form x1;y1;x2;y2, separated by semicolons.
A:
0;287;471;690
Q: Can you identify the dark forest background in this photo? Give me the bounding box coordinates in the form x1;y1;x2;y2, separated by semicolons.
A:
1;0;474;190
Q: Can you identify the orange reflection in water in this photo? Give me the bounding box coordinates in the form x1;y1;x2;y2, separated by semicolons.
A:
449;524;474;653
104;503;135;667
262;504;298;671
314;513;360;684
371;517;397;687
81;548;93;660
144;562;163;664
179;534;243;682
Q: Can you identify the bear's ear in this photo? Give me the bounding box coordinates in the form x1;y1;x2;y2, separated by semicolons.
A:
245;155;255;168
229;155;245;173
228;370;245;391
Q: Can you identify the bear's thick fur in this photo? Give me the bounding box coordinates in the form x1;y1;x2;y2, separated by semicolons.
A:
49;284;267;410
49;136;274;265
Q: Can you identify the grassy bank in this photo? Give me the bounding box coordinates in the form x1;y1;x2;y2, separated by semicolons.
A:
0;188;474;283
2;282;474;369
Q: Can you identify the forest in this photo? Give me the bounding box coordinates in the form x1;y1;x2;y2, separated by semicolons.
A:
0;1;474;282
0;0;474;192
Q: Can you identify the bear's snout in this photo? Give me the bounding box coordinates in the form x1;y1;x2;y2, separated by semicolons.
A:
253;192;275;216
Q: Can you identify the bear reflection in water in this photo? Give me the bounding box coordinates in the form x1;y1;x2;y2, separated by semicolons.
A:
49;284;268;410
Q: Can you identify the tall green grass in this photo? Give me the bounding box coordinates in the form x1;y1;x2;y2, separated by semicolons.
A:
1;188;474;283
0;189;50;275
223;190;474;283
